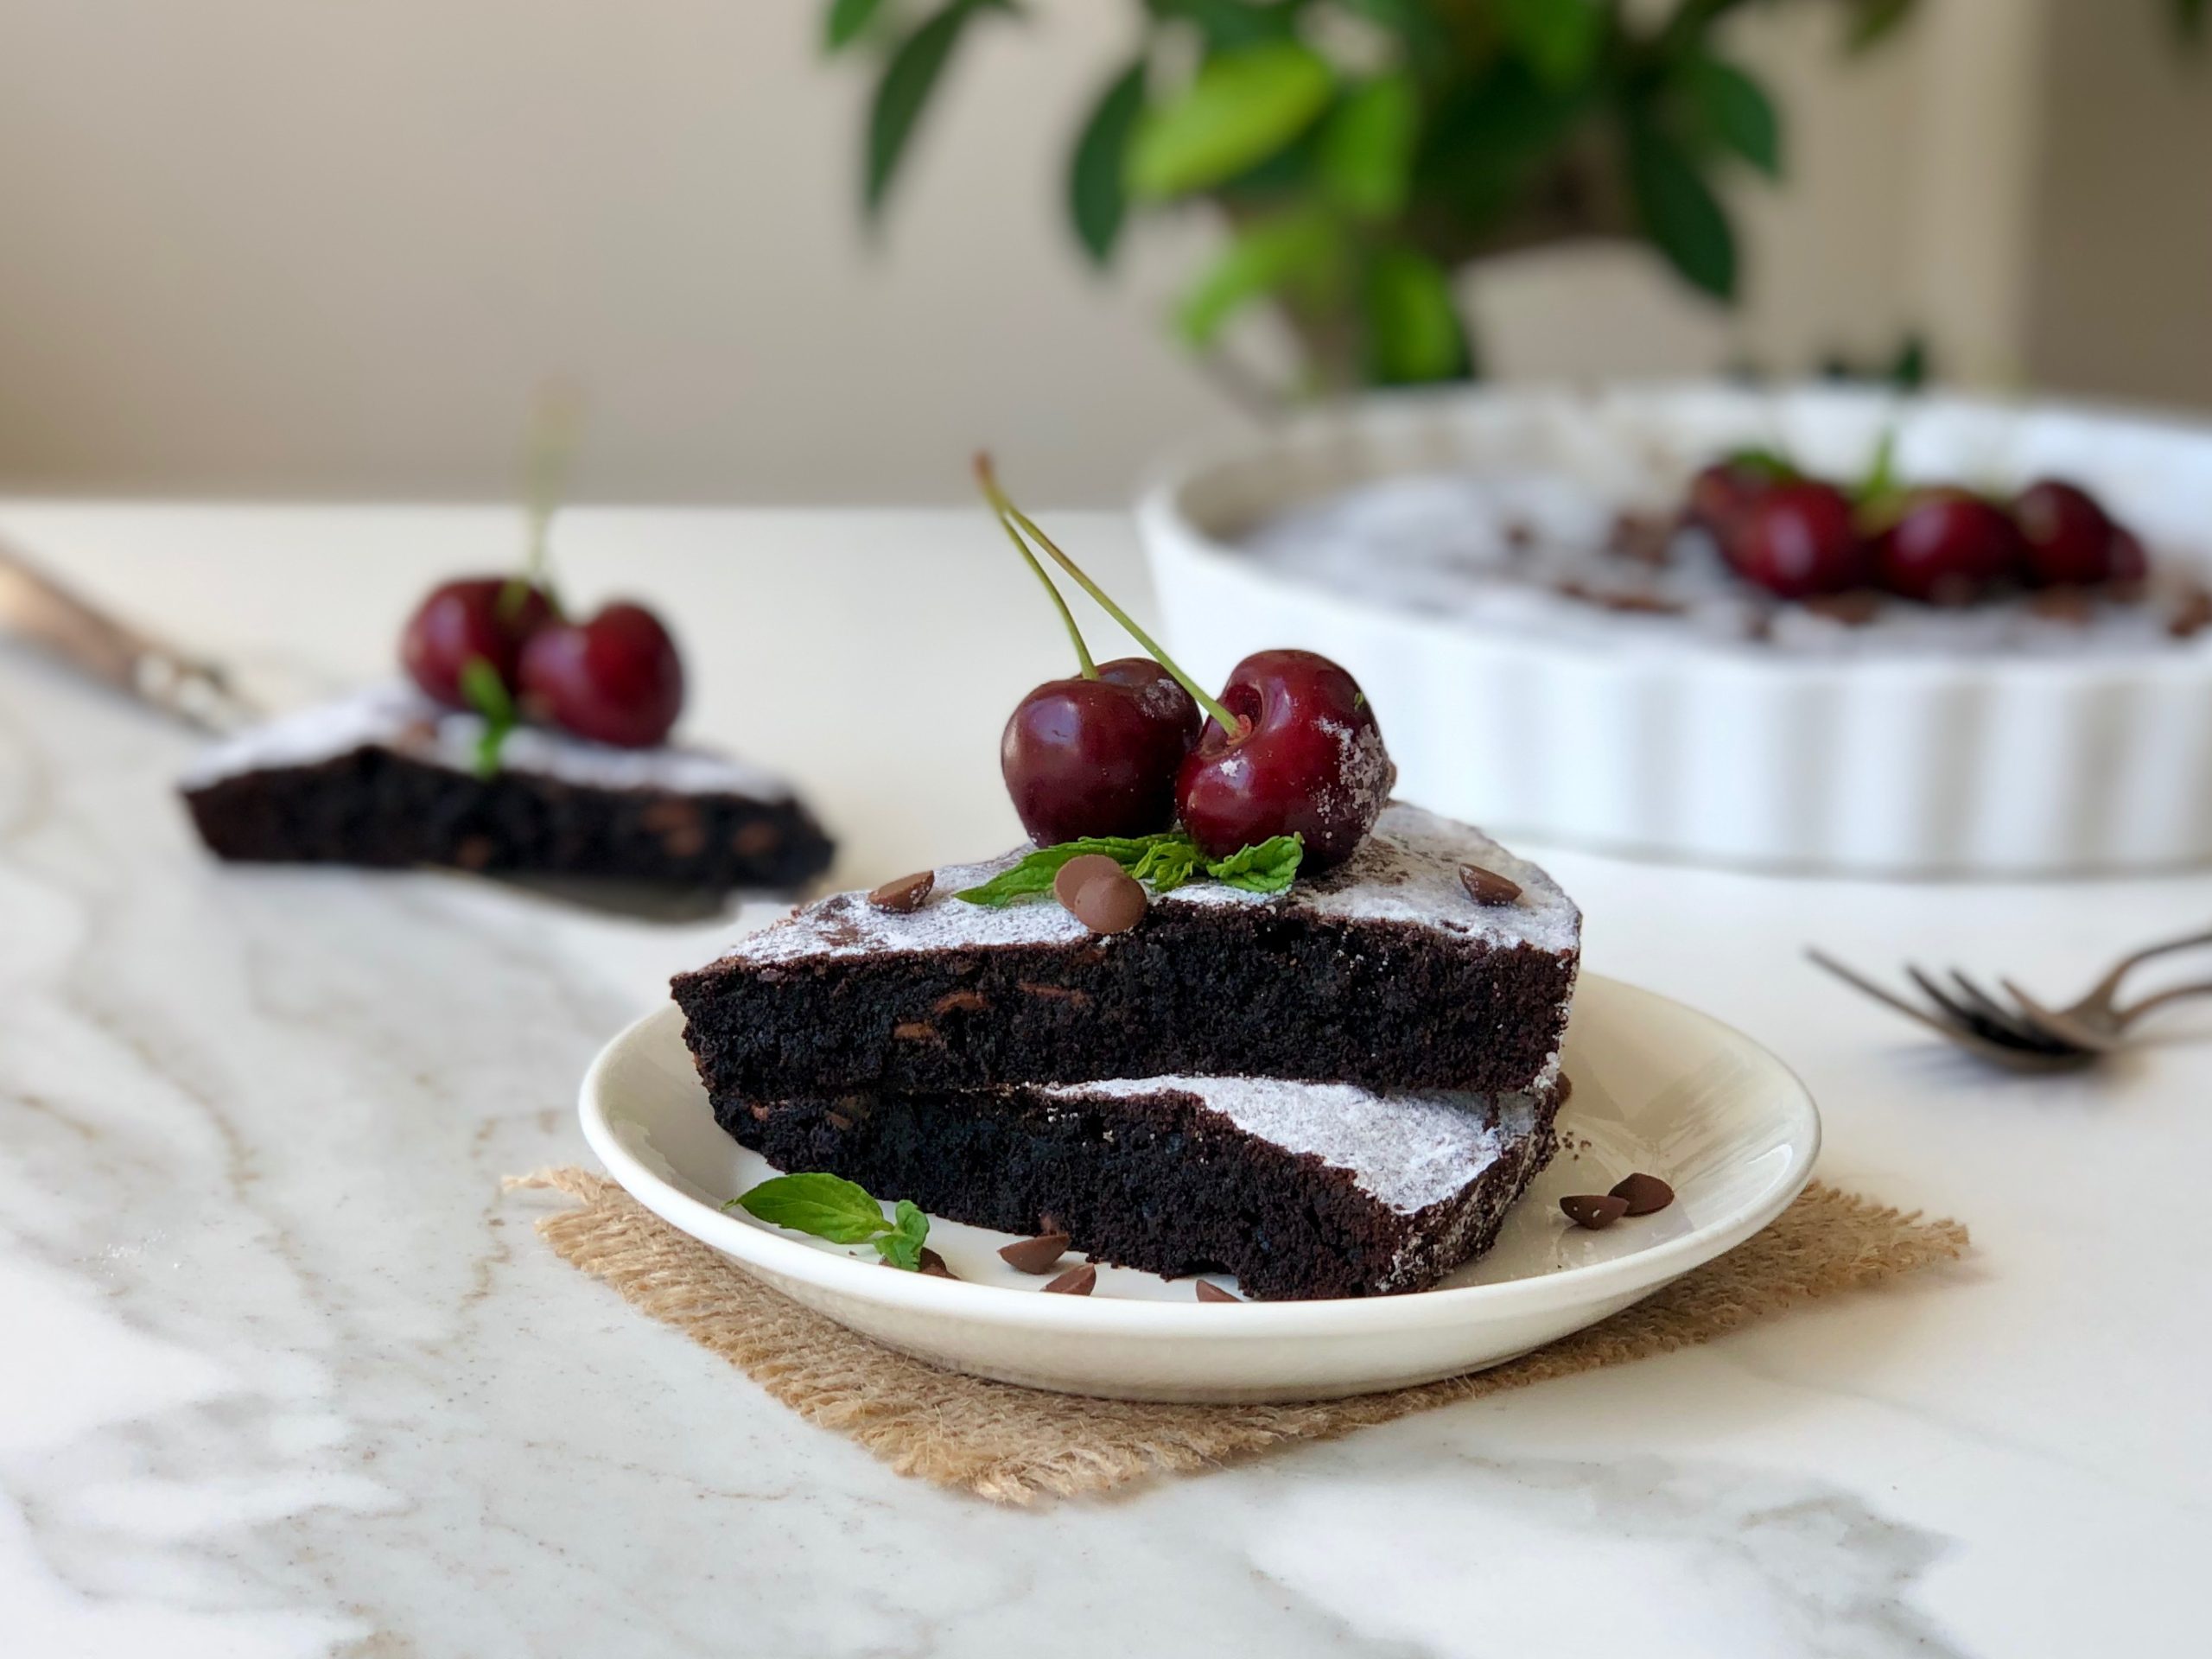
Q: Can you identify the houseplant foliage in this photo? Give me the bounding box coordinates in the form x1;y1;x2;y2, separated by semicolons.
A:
824;0;2204;399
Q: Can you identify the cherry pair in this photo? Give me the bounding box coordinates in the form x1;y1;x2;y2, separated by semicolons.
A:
401;578;683;748
1691;460;2145;604
979;457;1389;873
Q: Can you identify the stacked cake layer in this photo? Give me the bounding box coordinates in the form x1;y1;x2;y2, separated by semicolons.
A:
673;802;1582;1299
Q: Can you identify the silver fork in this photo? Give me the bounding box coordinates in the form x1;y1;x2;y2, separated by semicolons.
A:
1807;928;2212;1071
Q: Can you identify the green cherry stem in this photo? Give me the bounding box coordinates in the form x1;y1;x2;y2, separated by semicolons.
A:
973;454;1241;734
976;461;1096;679
507;384;582;622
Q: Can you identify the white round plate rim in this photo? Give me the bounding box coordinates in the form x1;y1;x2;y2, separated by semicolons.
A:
577;974;1821;1337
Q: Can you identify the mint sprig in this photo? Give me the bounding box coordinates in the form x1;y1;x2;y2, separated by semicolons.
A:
458;657;517;779
725;1172;933;1270
957;830;1302;906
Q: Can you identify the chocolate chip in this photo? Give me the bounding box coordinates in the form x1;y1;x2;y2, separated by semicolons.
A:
1560;1193;1630;1230
997;1232;1071;1274
1051;854;1125;909
1799;590;1885;626
1609;1173;1674;1216
868;870;935;913
1042;1263;1096;1295
918;1248;957;1279
1459;863;1522;906
1194;1281;1242;1304
2169;586;2212;639
1059;864;1147;934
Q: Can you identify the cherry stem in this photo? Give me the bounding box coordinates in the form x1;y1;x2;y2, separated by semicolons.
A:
509;385;582;622
976;465;1096;679
974;454;1240;733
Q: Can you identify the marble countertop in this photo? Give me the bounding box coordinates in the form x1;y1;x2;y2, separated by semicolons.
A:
1;501;2203;1657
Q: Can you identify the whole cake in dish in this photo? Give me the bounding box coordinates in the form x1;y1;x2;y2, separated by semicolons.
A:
1243;447;2208;657
681;458;1581;1300
724;1065;1566;1300
182;527;833;889
674;800;1577;1097
183;681;833;889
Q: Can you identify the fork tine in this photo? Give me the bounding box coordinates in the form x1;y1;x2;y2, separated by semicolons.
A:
1948;969;2074;1051
2000;976;2123;1054
1905;966;2058;1052
1805;950;2094;1072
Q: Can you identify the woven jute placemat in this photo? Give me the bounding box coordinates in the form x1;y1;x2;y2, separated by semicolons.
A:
507;1167;1966;1505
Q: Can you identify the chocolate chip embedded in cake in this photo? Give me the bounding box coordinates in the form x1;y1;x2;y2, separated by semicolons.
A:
671;802;1580;1096
716;1064;1566;1300
181;682;834;890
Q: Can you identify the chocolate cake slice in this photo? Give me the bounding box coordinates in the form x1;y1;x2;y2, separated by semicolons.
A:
719;1064;1564;1300
181;683;833;890
674;802;1579;1096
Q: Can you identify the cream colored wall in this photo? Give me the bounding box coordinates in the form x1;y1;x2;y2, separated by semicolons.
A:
0;2;2192;505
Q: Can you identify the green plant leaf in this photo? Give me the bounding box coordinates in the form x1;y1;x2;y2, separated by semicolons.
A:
1497;0;1605;89
728;1173;895;1244
1068;60;1147;264
1142;0;1300;49
1847;0;1916;52
1127;41;1334;199
1625;121;1736;300
1317;73;1417;219
1175;207;1342;346
458;657;516;779
874;1199;931;1270
1688;56;1780;178
825;0;887;52
867;1;995;217
1361;246;1467;385
1204;833;1303;893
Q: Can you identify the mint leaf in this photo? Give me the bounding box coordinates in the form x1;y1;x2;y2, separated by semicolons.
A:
1205;833;1302;893
727;1172;894;1244
874;1199;931;1271
1131;834;1202;894
956;832;1182;907
1855;428;1899;507
458;657;516;779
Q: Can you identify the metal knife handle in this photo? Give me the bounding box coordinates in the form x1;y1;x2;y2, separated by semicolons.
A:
0;538;257;733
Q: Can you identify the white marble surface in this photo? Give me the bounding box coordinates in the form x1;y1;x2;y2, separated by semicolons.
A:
1;501;2205;1657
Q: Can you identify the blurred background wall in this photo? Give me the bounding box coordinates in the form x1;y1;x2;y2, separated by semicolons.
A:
0;0;2202;505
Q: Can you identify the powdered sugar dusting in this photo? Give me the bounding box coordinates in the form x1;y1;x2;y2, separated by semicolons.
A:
181;681;796;800
1048;1052;1557;1216
721;801;1580;964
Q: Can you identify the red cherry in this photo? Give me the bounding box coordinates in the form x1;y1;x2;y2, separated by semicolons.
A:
1687;457;1789;550
1726;482;1871;599
1175;649;1391;873
2012;480;2119;587
400;577;556;709
1001;658;1198;844
517;601;684;747
2108;526;2150;586
1873;490;2025;603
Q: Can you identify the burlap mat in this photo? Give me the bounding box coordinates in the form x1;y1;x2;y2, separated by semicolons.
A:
507;1167;1966;1504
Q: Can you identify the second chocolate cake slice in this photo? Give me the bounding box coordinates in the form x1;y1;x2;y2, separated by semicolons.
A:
674;802;1580;1097
719;1065;1565;1300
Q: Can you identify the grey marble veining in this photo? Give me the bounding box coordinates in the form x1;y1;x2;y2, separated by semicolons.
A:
2;505;2209;1658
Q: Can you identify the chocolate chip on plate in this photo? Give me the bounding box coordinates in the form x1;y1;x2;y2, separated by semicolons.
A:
868;870;935;913
1057;861;1147;935
1043;1263;1097;1296
1194;1281;1243;1304
997;1232;1071;1274
1560;1193;1630;1230
1459;863;1522;906
1609;1172;1675;1217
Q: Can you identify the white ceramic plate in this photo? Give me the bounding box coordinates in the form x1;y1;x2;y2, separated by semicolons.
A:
579;975;1819;1403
